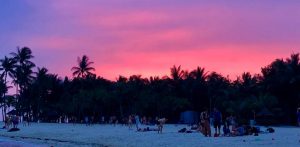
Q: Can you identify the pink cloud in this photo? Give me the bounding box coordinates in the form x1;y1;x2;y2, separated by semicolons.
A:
91;45;292;80
2;0;300;81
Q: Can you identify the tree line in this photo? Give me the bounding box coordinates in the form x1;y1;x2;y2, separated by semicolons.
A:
1;47;300;125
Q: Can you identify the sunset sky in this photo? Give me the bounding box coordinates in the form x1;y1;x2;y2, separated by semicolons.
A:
1;0;300;80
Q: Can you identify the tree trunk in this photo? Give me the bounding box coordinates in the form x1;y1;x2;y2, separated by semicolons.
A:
1;107;4;122
119;104;123;118
3;73;7;122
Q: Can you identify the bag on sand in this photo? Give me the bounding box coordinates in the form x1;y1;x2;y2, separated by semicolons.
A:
266;128;275;133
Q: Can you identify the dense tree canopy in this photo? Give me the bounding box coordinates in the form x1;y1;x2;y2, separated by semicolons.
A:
1;47;300;125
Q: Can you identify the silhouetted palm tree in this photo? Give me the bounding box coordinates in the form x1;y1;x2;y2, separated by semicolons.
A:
190;66;208;82
0;56;16;118
0;76;10;100
10;47;35;92
14;61;35;91
31;67;51;118
286;53;300;82
0;76;8;121
0;56;16;83
10;47;35;116
170;65;184;81
207;72;230;112
0;56;15;82
116;75;128;83
287;53;299;67
10;47;35;66
71;55;95;78
35;67;48;80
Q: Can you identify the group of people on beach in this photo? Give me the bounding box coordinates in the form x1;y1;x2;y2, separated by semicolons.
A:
199;108;267;137
199;108;228;137
81;114;168;133
5;107;297;136
74;114;169;133
4;115;20;129
132;114;168;133
75;106;300;136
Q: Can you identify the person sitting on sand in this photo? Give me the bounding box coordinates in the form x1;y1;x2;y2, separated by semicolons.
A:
178;127;198;133
223;122;230;136
190;124;198;130
137;127;159;132
157;118;167;134
231;125;243;136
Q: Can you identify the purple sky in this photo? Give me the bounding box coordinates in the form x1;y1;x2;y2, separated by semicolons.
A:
1;0;300;80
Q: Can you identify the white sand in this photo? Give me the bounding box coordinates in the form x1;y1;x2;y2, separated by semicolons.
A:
0;122;299;147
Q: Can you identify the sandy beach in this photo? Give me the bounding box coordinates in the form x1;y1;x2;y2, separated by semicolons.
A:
0;122;299;147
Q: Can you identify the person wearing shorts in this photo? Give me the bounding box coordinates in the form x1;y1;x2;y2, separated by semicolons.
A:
157;118;167;134
212;108;222;136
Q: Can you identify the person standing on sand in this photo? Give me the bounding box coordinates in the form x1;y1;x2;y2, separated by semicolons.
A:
5;115;10;129
128;115;133;129
135;115;141;131
212;108;222;136
200;108;211;137
297;108;300;126
157;118;167;134
101;116;105;124
72;116;77;125
226;114;236;132
84;116;89;126
12;115;19;128
23;114;30;126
